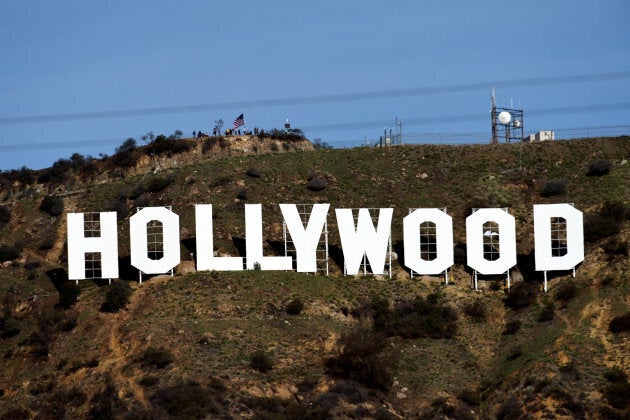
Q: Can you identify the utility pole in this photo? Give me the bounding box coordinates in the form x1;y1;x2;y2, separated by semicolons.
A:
396;116;402;144
491;88;498;144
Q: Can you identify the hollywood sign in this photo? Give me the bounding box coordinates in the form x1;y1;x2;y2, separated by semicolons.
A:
66;203;584;281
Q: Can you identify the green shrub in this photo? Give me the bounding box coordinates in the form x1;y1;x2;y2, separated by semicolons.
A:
250;350;274;373
0;206;10;227
541;179;567;197
240;395;322;418
138;375;160;387
603;381;630;410
330;380;367;404
0;317;21;338
458;388;481;406
504;281;538;310
324;327;396;391
603;367;627;383
38;235;56;251
268;128;305;141
53;386;87;407
312;138;333;150
600;200;630;221
115;138;137;153
490;280;503;291
307;177;327;191
586;159;612;176
246;167;263;178
602;238;628;256
146;135;193;156
584;213;620;242
608;313;630;333
502;319;522;335
28;306;78;357
583;201;628;244
104;197;128;218
137;347;174;369
39;195;64;217
506;347;523;361
128;182;146;199
151;380;225;417
145;175;174;193
101;281;132;312
110;150;140;168
202;137;220;153
463;299;487;322
554;281;577;302
37;158;72;185
0;408;30;419
537;302;555;322
0;242;21;262
87;376;119;419
285;298;304;315
354;294;458;339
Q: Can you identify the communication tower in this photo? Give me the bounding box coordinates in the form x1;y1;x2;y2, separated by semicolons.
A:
491;89;524;143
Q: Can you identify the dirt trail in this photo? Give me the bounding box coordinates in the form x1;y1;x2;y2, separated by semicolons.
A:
99;287;150;409
584;299;621;367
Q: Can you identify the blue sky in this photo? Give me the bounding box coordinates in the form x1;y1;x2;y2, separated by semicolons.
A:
1;1;629;170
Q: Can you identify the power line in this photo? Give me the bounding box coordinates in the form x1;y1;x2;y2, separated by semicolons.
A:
1;101;628;153
301;102;630;132
1;70;629;125
3;122;628;154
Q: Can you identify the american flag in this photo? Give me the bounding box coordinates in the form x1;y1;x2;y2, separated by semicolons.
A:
233;113;245;130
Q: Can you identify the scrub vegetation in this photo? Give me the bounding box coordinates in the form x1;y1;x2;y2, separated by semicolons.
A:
0;136;628;418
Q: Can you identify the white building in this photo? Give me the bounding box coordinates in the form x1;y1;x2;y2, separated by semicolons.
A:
525;130;555;142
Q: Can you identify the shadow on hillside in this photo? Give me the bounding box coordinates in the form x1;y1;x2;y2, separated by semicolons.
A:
328;244;345;273
516;252;583;284
45;268;68;294
181;237;197;258
268;240;287;259
46;258;140;290
232;237;246;259
118;255;139;281
328;244;384;275
393;241;410;276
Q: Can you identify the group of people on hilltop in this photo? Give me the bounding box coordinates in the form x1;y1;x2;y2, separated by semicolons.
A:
193;127;266;138
218;127;266;137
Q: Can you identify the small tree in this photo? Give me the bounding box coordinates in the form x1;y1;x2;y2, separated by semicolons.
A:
39;195;64;217
116;138;137;154
250;350;274;373
101;281;132;312
541;179;567;197
213;119;224;135
324;327;396;391
586;159;612;176
285;298;304;315
70;153;86;169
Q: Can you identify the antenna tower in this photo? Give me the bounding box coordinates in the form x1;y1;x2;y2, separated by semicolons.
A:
490;89;524;143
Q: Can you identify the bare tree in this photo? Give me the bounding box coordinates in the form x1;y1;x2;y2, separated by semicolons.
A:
213;119;224;135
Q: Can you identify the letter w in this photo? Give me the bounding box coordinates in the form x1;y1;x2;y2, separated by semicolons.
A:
335;208;393;275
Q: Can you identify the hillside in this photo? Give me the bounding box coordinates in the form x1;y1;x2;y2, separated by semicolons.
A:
0;137;629;419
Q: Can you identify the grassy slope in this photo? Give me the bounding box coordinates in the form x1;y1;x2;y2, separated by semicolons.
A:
0;137;628;418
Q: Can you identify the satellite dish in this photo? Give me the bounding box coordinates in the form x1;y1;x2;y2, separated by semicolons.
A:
513;120;521;128
498;111;511;125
